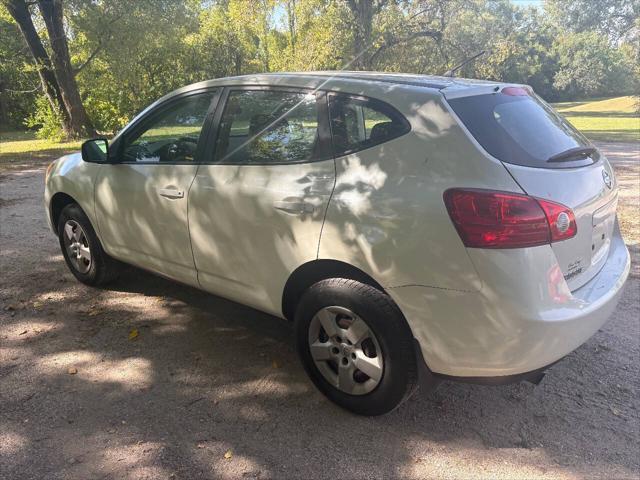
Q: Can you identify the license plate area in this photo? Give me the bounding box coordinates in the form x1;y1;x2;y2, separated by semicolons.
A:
591;196;617;267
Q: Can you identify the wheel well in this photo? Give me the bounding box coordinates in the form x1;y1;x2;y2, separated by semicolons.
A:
281;259;386;321
50;192;77;233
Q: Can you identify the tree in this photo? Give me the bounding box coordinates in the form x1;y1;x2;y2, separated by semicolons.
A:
1;0;637;137
343;0;459;70
545;0;639;42
0;4;39;127
3;0;73;136
271;0;351;71
285;0;297;54
37;0;94;137
553;31;635;97
4;0;95;138
344;0;385;68
68;0;200;132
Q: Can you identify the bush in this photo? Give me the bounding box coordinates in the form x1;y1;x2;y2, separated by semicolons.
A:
83;95;129;135
23;95;65;141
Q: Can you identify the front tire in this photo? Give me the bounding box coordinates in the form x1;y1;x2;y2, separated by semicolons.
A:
295;278;418;416
57;203;119;286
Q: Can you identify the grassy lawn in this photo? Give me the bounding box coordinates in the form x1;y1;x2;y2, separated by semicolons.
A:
553;96;640;143
1;130;83;172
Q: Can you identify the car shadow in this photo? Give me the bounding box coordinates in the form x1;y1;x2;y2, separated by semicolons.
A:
2;254;638;479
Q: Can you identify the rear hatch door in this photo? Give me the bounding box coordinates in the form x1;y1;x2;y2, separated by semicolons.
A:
446;86;618;290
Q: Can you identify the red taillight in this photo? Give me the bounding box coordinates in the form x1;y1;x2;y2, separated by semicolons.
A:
443;189;576;249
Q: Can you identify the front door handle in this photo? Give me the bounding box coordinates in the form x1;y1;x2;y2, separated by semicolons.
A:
274;199;314;215
158;188;184;199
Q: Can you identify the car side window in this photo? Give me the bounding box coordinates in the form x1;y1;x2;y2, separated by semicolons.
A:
329;94;410;156
213;89;322;164
122;91;216;163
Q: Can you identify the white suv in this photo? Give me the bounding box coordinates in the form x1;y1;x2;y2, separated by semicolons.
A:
45;72;630;415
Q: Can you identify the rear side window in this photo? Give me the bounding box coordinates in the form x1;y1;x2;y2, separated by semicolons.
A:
329;94;410;156
213;89;324;164
447;90;599;168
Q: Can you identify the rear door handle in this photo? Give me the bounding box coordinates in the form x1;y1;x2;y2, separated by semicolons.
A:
274;200;314;215
158;188;184;199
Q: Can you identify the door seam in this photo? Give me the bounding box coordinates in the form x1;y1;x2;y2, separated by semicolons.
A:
316;157;338;259
186;164;202;288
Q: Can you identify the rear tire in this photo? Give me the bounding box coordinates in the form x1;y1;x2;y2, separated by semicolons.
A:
295;278;418;416
58;203;119;286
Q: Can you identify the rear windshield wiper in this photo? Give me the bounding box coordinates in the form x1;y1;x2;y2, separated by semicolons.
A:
547;146;596;163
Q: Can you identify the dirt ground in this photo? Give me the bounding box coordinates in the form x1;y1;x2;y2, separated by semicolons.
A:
1;142;638;480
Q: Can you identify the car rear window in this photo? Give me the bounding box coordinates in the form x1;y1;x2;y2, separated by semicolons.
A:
447;90;600;168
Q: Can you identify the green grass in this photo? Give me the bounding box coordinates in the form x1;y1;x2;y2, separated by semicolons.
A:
553;96;639;142
1;130;83;171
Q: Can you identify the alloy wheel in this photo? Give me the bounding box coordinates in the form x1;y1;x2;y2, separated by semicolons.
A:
63;220;92;274
308;306;384;395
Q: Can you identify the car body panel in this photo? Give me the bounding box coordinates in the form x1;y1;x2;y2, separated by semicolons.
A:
44;153;102;236
389;221;630;376
318;90;521;291
94;163;200;286
189;160;335;316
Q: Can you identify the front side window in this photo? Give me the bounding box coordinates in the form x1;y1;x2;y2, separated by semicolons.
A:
122;91;216;163
329;94;410;156
214;90;322;164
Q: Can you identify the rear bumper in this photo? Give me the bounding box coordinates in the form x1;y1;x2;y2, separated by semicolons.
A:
389;221;630;378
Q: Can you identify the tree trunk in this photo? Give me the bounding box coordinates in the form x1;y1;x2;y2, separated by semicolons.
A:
260;0;270;72
5;0;72;137
287;0;296;54
37;0;95;138
346;0;378;70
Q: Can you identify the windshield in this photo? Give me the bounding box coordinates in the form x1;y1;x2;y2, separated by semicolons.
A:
447;90;599;168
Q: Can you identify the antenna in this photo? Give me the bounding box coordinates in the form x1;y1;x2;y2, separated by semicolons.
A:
442;51;486;77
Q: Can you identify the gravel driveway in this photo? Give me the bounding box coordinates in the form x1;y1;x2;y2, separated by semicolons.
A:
1;142;638;480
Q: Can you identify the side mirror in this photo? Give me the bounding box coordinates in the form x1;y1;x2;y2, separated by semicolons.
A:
81;138;109;163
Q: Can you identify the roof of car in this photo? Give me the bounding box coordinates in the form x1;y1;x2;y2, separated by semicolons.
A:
285;71;506;88
198;71;506;92
263;71;455;89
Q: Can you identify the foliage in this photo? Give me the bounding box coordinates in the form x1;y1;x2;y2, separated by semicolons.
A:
0;4;37;126
553;31;635;98
0;0;638;138
545;0;639;41
23;94;64;141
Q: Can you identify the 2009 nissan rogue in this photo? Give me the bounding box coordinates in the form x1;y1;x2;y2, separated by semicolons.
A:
45;72;630;415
